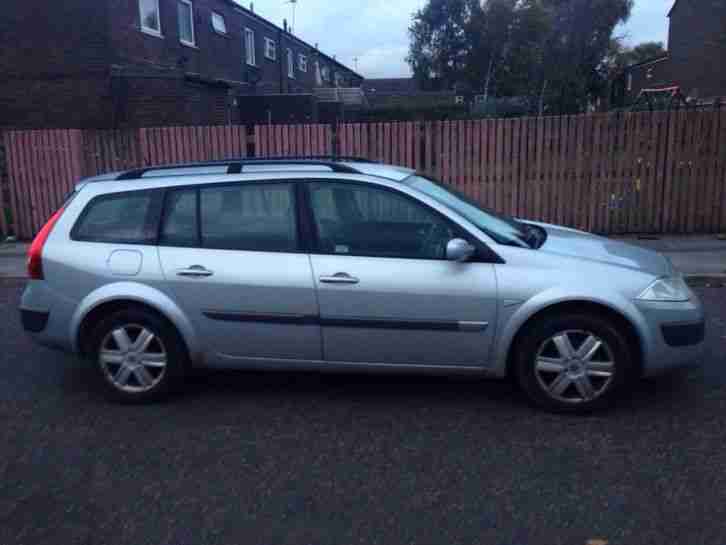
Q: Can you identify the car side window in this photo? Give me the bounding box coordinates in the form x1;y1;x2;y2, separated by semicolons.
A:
160;189;198;247
308;182;458;260
200;183;298;252
72;190;161;244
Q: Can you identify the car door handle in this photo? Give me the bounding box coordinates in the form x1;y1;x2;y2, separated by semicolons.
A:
176;265;214;278
319;272;359;284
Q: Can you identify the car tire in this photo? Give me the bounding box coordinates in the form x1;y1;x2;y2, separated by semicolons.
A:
513;313;634;413
88;306;188;404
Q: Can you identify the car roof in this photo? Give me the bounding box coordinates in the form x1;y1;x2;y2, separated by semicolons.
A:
75;158;415;190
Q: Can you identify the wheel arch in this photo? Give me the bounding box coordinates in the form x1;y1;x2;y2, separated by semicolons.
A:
502;299;646;380
71;282;201;364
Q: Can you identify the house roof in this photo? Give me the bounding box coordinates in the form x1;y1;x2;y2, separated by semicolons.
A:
667;0;682;17
222;0;363;79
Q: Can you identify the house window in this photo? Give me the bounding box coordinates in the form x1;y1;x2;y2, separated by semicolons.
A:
287;49;294;78
627;73;633;92
321;65;330;82
264;38;276;60
139;0;162;35
177;0;195;46
298;54;307;72
245;28;256;66
211;12;227;34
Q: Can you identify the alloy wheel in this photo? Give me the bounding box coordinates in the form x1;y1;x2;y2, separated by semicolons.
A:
534;329;615;404
99;324;168;393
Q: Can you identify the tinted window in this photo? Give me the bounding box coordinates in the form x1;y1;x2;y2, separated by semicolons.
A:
73;191;160;244
200;183;297;252
309;182;457;259
160;189;198;247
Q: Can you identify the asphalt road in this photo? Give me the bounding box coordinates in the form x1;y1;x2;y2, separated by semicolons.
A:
2;279;726;545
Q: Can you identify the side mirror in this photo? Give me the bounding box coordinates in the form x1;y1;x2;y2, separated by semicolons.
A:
446;238;476;262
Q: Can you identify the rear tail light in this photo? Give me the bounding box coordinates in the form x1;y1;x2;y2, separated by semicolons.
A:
27;207;65;280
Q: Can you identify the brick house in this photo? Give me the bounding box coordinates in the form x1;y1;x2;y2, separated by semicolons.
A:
617;0;726;106
0;0;363;128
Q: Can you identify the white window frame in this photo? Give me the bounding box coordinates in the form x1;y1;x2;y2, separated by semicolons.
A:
139;0;162;37
177;0;195;47
211;11;227;35
264;37;277;61
298;54;307;73
245;28;256;66
287;48;295;78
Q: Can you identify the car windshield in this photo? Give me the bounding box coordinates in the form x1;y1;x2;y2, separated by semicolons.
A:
404;175;533;247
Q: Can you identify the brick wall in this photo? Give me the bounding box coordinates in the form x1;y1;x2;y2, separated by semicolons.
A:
668;0;726;100
0;0;362;129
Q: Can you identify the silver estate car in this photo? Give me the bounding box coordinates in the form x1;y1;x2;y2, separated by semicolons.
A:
20;158;705;412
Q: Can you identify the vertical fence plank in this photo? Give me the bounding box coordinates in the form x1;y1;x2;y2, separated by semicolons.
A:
719;110;726;231
703;111;719;231
441;121;450;185
714;110;726;232
4;133;21;237
15;131;33;238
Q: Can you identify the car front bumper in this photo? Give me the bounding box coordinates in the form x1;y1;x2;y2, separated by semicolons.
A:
636;295;706;377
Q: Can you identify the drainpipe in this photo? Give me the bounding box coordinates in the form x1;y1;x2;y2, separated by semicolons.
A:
279;20;287;94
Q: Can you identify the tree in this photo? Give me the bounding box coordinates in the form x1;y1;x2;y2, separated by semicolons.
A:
407;0;481;89
407;0;635;114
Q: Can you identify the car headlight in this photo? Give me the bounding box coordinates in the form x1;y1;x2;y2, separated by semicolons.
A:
637;276;691;302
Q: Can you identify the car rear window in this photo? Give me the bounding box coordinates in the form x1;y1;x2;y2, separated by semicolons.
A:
72;190;162;244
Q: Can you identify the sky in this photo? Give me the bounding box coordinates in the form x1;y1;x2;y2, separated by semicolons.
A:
241;0;673;79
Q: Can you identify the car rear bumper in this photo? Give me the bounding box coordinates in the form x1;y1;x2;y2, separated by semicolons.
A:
20;281;76;353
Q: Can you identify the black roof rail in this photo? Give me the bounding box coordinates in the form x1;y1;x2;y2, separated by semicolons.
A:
114;157;372;181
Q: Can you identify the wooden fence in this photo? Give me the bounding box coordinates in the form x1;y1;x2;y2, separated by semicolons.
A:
2;110;726;239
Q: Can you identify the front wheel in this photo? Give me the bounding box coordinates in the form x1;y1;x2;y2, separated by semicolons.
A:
513;313;634;413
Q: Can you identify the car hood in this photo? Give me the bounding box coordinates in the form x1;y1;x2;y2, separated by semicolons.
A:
526;221;672;276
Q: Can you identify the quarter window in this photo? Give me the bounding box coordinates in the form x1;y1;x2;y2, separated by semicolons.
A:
139;0;162;35
245;28;256;65
73;191;162;244
264;38;276;60
177;0;195;46
200;184;297;252
211;12;227;35
308;182;457;260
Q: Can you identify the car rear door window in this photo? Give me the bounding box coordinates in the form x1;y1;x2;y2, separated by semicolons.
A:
72;191;161;244
308;182;457;259
160;189;198;247
200;183;298;252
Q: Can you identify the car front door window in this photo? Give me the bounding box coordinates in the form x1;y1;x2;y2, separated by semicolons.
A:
308;182;457;260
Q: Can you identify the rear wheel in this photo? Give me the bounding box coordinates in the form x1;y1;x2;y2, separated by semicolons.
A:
513;313;634;413
88;307;188;403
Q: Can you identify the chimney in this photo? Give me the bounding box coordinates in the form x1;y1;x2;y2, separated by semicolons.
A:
250;2;254;12
283;19;288;32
